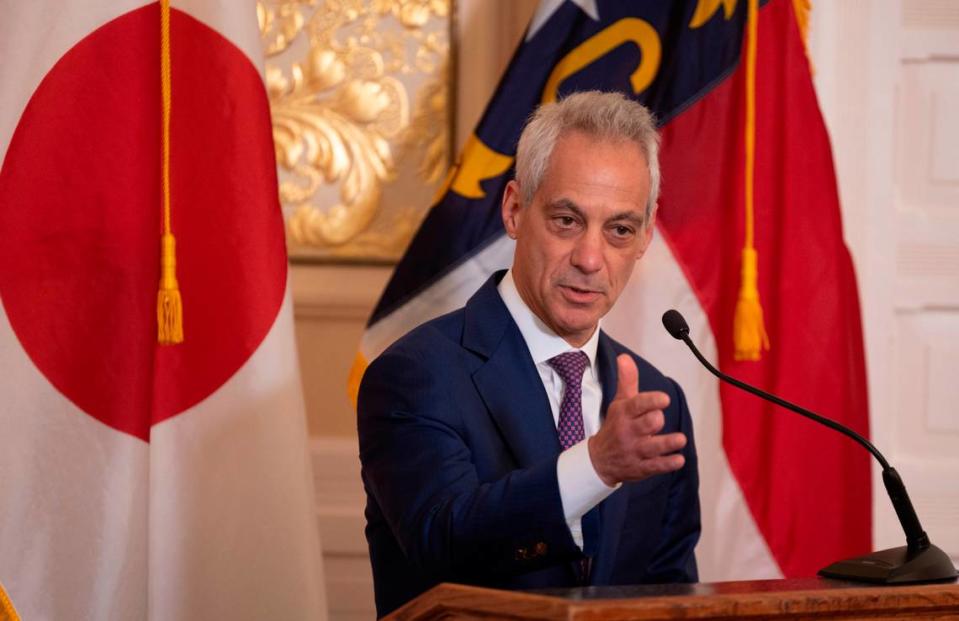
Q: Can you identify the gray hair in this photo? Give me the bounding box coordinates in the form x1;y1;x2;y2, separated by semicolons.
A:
514;91;661;223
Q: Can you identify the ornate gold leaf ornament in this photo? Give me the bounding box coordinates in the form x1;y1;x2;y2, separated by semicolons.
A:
258;0;451;261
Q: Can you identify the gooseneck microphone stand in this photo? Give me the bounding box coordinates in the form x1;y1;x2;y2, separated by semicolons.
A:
662;309;957;584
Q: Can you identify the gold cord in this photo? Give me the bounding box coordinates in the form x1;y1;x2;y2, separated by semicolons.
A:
157;0;183;345
733;0;769;361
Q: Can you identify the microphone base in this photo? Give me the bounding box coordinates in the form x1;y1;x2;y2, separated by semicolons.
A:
819;543;958;585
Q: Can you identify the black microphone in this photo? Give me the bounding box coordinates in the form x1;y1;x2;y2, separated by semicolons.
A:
661;309;957;584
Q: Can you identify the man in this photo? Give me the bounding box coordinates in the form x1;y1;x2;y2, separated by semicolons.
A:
358;91;700;617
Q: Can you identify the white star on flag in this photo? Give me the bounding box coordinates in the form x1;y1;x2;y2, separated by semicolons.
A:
527;0;600;40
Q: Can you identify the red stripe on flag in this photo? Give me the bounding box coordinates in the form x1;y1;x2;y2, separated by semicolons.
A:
656;0;871;576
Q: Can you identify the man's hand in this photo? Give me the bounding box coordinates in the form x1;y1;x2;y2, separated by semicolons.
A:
588;354;687;487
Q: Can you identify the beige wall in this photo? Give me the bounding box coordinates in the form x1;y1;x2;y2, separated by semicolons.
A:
291;264;389;437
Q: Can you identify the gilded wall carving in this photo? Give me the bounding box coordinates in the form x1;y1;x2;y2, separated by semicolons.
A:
258;0;451;262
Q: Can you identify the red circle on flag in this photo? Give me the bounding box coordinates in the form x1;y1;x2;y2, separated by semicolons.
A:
0;5;288;441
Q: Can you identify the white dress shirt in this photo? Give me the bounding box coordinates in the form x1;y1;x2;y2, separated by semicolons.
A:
498;270;618;549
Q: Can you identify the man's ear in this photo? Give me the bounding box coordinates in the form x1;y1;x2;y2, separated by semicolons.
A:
501;180;523;239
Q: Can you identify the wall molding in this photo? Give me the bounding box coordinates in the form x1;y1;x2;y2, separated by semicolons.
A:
291;264;391;321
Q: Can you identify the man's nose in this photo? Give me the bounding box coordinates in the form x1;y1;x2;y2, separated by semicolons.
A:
570;229;603;274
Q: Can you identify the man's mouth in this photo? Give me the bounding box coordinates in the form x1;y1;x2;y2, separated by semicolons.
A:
558;284;602;304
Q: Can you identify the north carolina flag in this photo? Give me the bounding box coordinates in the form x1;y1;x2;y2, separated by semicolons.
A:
0;2;325;619
352;0;872;580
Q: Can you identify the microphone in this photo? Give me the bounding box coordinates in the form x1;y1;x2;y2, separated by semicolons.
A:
661;309;957;584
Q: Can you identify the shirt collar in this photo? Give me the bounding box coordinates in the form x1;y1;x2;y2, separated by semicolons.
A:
497;269;600;371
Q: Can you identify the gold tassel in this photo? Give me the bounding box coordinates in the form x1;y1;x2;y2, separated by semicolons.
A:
157;233;183;344
734;248;769;360
156;0;183;345
0;577;22;621
792;0;814;73
734;0;769;361
792;0;811;48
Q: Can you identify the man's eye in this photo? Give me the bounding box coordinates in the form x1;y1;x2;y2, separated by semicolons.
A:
612;225;634;237
556;216;576;227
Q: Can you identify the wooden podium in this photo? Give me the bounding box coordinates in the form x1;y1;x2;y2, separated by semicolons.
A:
386;578;959;620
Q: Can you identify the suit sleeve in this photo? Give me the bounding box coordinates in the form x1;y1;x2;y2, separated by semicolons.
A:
357;343;582;578
643;376;701;582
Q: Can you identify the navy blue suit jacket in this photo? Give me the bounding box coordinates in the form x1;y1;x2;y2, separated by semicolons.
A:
358;273;700;617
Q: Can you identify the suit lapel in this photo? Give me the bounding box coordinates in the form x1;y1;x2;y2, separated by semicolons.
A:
465;274;561;468
597;330;620;415
593;331;629;583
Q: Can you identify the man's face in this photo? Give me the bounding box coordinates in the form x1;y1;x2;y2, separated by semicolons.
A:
502;130;653;347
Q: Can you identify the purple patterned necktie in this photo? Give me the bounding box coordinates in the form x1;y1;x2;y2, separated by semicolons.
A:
548;351;590;450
